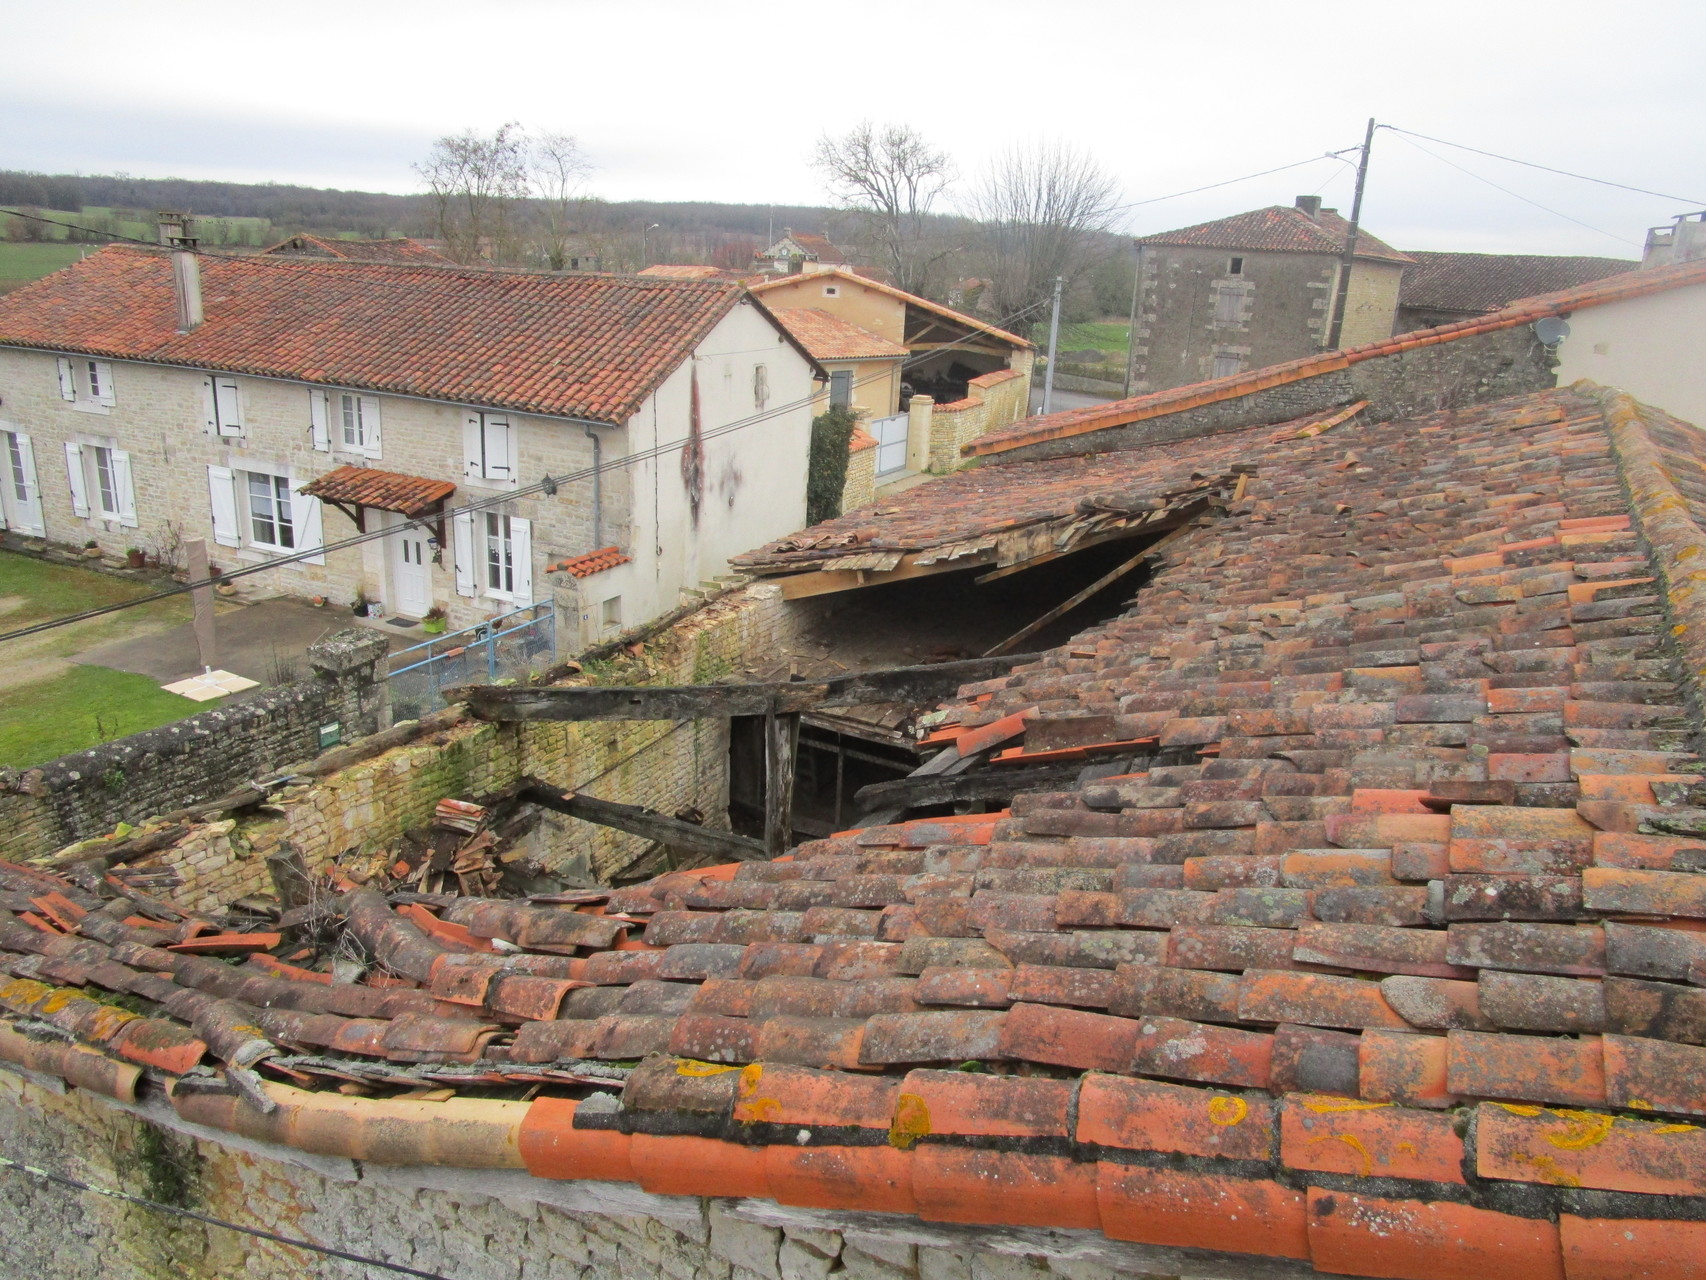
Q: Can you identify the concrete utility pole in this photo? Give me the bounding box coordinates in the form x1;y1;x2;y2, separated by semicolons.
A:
1326;117;1377;351
187;537;216;672
1042;275;1063;415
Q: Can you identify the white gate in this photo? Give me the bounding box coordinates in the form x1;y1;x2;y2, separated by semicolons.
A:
871;412;910;476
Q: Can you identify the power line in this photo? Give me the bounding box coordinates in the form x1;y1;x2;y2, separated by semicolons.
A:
1382;126;1706;207
1109;150;1361;218
0;1152;461;1280
1387;131;1641;250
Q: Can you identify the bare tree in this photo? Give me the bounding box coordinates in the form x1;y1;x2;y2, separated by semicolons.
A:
812;122;954;295
969;141;1122;335
529;131;594;270
414;123;531;264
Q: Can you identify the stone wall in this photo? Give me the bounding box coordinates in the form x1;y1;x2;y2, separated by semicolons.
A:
840;438;877;516
95;583;806;913
0;629;390;860
995;323;1559;465
922;369;1029;473
0;1069;1243;1280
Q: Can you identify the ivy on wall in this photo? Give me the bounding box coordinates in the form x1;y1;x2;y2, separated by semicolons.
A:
806;406;857;526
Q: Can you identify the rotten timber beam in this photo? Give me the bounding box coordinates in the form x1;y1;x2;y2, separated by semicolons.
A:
449;654;1042;723
522;780;767;862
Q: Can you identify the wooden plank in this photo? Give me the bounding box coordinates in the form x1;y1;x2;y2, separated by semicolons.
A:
777;551;994;600
450;654;1040;723
764;711;800;857
984;544;1155;658
522;781;767;862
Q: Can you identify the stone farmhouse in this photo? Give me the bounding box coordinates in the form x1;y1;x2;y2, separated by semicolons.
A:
0;238;825;649
1130;196;1412;394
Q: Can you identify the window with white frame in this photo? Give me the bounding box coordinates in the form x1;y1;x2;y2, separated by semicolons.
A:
753;363;769;410
462;411;514;485
56;357;117;411
92;446;122;519
339;392;381;456
484;513;516;595
63;440;136;527
245;471;295;550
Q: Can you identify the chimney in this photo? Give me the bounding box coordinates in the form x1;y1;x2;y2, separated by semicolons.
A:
1294;195;1323;220
155;211;203;330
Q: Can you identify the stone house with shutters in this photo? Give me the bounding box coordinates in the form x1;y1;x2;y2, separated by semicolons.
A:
0;244;824;648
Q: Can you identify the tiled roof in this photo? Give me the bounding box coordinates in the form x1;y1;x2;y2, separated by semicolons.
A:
261;234;452;264
1399;250;1637;316
1138;205;1413;265
970;255;1706;458
0;246;752;424
12;385;1706;1276
769;308;908;362
638;264;731;280
299;465;455;516
547;546;632;577
750;268;1034;351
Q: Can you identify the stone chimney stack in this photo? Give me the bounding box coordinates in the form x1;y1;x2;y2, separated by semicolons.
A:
1294;195;1323;220
156;211;203;331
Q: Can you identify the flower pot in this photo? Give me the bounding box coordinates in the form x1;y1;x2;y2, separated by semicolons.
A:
82;546;102;559
126;551;146;569
422;618;447;635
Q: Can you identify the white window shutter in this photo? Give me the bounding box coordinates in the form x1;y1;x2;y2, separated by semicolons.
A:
214;378;242;436
462;412;484;480
200;377;218;435
509;516;532;604
56;358;76;401
452;510;476;597
489;417;513;480
360;396;381;457
207;464;240;547
111;450;138;528
309;390;330;451
94;362;116;407
296;490;325;565
12;434;42;535
64;442;89;517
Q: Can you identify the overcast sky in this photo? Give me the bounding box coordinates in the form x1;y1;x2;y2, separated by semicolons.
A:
4;0;1702;259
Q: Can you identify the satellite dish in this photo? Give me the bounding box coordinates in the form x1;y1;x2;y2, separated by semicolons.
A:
1533;317;1571;347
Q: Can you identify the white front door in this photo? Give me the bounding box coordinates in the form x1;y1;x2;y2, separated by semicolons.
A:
1;430;44;536
872;412;910;476
388;519;432;618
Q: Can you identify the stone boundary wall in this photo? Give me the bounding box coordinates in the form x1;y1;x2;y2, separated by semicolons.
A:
991;325;1558;465
118;584;805;913
0;630;390;860
924;369;1029;472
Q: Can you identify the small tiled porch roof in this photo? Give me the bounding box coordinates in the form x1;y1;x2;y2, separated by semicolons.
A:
299;466;456;517
548;546;632;578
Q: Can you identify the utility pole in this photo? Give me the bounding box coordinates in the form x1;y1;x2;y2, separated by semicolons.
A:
1042;275;1063;416
1325;117;1377;351
1123;244;1144;399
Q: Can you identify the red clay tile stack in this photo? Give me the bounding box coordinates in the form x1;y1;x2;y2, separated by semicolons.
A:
10;384;1706;1278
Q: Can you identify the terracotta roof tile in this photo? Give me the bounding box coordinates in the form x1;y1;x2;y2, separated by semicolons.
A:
750;268;1033;351
261;234;452;265
0;245;751;424
768;308;908;362
298;465;455;517
547;546;632;578
1138;204;1412;265
1400;249;1637;315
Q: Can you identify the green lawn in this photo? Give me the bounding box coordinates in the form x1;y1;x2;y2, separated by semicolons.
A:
0;242;88;290
1056;320;1131;359
0;552;183;626
0;665;204;767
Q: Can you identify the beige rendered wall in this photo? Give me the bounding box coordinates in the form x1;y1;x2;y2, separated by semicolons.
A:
753;276;906;346
1338;260;1406;347
1554;286;1706;429
808;358;903;420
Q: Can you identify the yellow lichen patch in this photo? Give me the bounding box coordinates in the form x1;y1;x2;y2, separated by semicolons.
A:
675;1059;742;1077
1495;1103;1545;1117
1331;1133;1374;1177
887;1093;930;1150
1512;1151;1584;1188
1542;1109;1614;1150
736;1063;764;1096
1207;1095;1248;1127
1302;1096;1391;1113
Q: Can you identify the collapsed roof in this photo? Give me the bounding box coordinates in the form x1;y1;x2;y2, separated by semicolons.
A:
8;382;1706;1278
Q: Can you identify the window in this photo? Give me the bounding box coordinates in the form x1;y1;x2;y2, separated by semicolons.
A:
830;370;853;410
246;471;295;550
485;513;516;595
1213;289;1243;325
463;411;514;485
1229;257;1244;275
1;431;43;537
1212;353;1244;379
56;357;116;410
753;364;769;410
823;285;840;298
64;440;135;526
337;394;382;457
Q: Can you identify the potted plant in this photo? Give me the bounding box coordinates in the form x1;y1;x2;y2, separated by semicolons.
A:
125;546;146;569
422;605;448;635
352;590;371;618
82;539;101;559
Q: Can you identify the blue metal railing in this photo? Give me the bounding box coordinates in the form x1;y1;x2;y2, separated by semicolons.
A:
386;602;555;719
